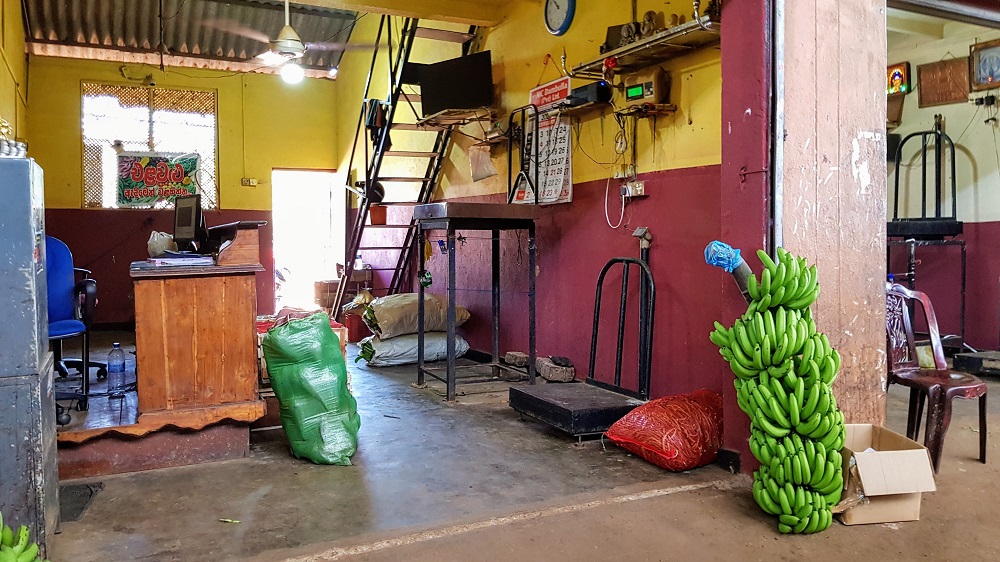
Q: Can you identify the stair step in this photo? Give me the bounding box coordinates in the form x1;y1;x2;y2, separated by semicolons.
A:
378;176;432;183
364;224;417;229
415;28;475;43
400;92;422;103
391;123;447;131
383;150;438;158
358;246;406;250
373;201;422;206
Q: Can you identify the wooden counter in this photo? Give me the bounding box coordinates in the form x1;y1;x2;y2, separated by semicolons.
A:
129;262;265;433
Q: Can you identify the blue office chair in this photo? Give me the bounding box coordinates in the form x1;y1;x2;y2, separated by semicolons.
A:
47;236;107;412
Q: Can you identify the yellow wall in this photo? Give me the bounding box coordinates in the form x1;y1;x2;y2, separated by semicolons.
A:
27;56;340;210
0;0;27;136
332;0;721;202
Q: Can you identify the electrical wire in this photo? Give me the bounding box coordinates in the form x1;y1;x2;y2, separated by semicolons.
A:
604;174;626;229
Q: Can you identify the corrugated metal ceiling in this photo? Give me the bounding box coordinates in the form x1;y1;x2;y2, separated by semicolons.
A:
23;0;358;71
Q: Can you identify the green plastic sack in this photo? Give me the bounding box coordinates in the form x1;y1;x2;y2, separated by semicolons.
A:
262;312;360;465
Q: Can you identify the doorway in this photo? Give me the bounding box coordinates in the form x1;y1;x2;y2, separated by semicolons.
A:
271;169;345;310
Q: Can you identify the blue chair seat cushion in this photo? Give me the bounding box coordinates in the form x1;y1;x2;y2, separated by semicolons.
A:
49;319;86;339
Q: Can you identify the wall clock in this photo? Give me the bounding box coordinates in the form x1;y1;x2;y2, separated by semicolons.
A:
544;0;575;36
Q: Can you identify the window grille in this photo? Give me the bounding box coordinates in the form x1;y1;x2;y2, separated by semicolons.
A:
81;83;218;209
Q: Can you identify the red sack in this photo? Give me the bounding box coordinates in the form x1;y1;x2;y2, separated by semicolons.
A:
605;389;724;472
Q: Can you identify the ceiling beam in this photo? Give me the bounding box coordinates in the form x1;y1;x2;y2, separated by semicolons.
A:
888;0;1000;30
886;14;944;40
292;0;507;27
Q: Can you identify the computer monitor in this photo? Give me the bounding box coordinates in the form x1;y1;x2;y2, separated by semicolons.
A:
173;194;205;251
420;51;493;117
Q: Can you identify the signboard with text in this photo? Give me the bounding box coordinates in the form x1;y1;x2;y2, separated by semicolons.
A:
116;152;199;207
513;78;573;205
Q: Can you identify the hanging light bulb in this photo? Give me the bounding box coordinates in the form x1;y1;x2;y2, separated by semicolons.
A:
280;62;305;85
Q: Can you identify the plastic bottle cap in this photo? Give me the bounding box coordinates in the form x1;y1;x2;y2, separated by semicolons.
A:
113;342;120;347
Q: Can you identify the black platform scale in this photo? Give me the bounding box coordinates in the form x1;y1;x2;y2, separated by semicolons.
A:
953;351;1000;377
510;257;655;438
888;123;963;241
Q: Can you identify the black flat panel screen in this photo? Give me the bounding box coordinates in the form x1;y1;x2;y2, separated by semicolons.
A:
420;51;493;117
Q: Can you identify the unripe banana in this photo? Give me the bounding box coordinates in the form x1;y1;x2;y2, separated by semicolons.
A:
761;268;772;300
757;410;790;438
757;249;778;275
16;543;37;562
771;285;786;307
779;514;800;527
775;306;787;339
748;272;761;301
796;412;822;436
777;487;792;515
772;262;787;294
800;382;821;419
730;358;757;381
764;309;777;349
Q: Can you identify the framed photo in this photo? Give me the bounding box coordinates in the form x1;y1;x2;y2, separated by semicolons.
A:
887;62;911;96
970;38;1000;91
918;58;970;107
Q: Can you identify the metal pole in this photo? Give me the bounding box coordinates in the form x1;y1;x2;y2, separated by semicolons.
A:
614;263;630;388
447;228;457;400
492;229;501;378
417;225;426;386
528;223;537;384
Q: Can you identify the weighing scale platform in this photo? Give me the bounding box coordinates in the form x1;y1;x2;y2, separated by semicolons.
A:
887;218;963;240
953;351;1000;377
509;382;645;437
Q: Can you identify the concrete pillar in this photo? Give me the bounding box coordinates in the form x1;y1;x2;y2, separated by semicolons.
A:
779;0;888;424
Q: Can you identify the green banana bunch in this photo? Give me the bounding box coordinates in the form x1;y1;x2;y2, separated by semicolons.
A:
711;248;845;535
0;513;48;562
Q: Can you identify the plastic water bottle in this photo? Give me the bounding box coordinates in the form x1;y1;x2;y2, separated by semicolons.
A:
107;343;126;398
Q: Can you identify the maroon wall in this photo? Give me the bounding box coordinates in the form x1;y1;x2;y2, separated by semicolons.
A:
45;209;275;325
889;222;1000;352
408;165;726;401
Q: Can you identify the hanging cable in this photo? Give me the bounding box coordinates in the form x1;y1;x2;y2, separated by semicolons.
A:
605;174;626;229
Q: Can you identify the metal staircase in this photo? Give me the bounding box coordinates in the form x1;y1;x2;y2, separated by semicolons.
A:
332;16;482;317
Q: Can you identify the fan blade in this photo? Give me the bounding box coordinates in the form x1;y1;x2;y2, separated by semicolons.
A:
202;18;271;44
255;50;294;67
305;41;375;52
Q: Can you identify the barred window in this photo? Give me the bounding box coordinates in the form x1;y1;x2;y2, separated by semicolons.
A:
81;83;219;209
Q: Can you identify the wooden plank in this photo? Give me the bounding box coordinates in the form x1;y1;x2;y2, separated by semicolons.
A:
198;275;227;404
414;27;475;43
134;279;168;413
129;263;263;278
56;401;265;445
215;228;262;266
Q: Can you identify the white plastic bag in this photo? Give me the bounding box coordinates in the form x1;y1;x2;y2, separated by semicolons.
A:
147;231;177;257
358;333;469;367
470;144;498;182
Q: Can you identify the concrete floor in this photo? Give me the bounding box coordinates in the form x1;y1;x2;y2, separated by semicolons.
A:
52;335;1000;561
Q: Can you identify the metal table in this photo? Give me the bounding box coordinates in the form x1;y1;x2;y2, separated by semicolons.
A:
414;202;540;400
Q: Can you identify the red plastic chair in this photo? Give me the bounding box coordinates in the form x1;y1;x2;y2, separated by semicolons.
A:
885;282;986;472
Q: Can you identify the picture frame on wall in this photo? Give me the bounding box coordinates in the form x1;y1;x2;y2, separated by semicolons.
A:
887;62;911;96
918;58;970;107
970;38;1000;91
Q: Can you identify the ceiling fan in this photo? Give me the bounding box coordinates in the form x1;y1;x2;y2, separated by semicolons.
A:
204;0;365;68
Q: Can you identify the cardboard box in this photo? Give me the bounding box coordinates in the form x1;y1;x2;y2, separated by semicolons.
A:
835;424;937;525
